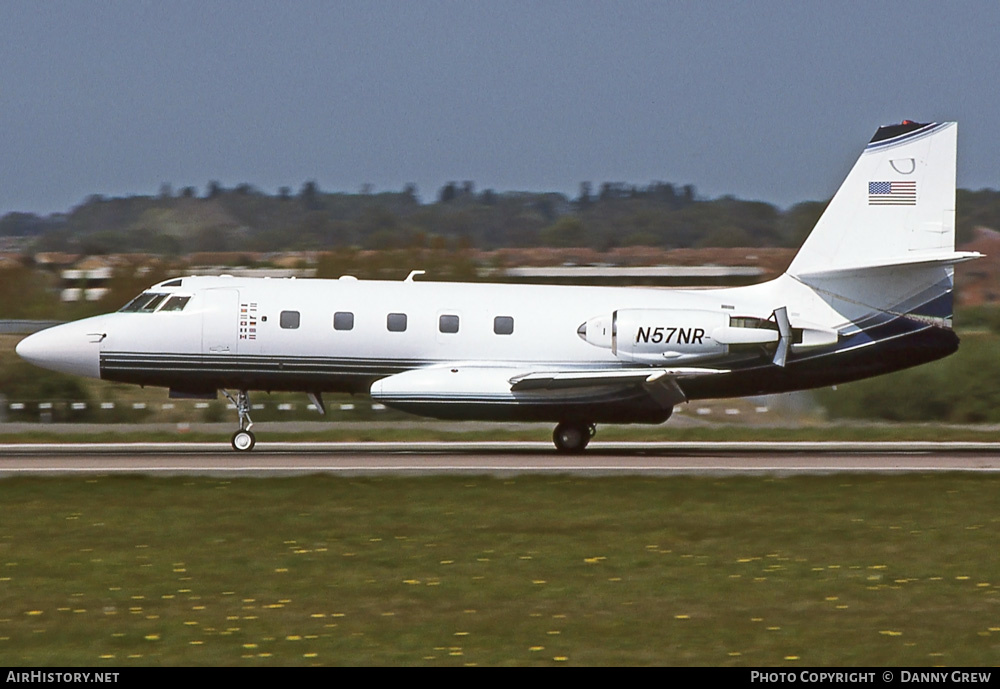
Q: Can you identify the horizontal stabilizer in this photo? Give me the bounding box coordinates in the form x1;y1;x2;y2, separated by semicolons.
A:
794;251;982;279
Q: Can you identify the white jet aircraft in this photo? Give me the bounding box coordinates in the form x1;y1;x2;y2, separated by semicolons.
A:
16;121;980;452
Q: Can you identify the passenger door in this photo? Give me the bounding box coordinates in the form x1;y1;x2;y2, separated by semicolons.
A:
202;288;240;354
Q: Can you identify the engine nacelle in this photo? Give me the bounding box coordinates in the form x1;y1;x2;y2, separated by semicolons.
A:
580;308;730;364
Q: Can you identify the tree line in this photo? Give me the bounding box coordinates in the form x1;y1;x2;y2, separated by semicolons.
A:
1;179;825;255
2;179;998;258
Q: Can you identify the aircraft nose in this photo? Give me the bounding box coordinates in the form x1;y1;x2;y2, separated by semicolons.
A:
15;319;106;379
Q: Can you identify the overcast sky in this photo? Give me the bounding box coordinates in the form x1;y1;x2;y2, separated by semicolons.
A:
1;1;997;216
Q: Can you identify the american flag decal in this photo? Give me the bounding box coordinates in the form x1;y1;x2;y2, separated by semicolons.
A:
868;181;916;205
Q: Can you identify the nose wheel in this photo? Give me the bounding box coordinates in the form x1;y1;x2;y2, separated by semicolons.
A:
223;389;256;452
553;421;595;453
231;429;256;451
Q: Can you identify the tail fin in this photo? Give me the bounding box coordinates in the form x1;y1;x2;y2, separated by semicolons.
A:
786;121;979;328
788;121;974;275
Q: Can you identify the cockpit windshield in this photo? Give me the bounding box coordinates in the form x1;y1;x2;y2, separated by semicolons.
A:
159;296;191;312
119;292;190;313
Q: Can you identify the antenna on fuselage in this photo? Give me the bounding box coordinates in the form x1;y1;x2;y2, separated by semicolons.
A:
405;270;426;282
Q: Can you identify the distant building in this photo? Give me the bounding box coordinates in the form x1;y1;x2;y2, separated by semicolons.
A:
60;265;112;302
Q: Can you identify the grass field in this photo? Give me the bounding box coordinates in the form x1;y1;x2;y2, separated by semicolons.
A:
0;474;997;666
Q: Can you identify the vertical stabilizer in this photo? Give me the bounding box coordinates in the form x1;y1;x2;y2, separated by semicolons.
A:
784;121;979;330
788;121;964;276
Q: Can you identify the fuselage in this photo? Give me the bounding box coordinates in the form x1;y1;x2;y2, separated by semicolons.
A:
15;273;958;424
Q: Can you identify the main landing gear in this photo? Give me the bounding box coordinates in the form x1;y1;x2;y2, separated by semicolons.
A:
223;389;255;451
552;421;596;453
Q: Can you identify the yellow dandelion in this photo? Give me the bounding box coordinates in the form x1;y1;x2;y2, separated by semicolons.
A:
529;646;544;652
785;655;800;661
144;634;160;641
675;615;690;620
554;656;568;662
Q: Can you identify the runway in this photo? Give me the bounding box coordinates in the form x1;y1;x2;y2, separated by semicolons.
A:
2;441;1000;475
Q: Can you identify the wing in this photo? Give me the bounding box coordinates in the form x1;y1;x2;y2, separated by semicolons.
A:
509;366;726;410
370;364;728;417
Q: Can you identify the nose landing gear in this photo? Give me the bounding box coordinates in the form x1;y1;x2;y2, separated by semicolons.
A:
223;389;255;451
552;421;596;453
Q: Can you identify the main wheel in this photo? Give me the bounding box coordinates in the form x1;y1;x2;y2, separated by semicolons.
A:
553;422;591;453
231;429;256;452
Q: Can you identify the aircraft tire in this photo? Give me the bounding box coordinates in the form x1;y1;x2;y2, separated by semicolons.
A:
553;422;590;453
231;429;256;452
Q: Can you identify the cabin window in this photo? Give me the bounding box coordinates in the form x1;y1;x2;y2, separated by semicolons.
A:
280;310;300;329
439;314;459;334
334;311;354;331
494;316;514;335
387;313;407;332
159;296;191;312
